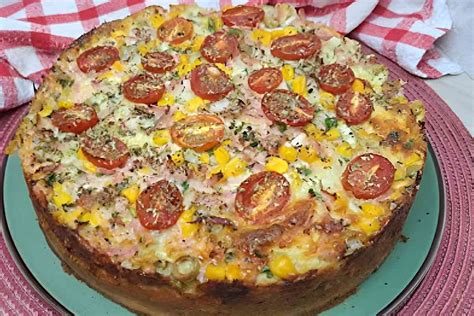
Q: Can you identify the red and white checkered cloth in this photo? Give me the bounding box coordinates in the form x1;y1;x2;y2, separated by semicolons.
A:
0;0;462;111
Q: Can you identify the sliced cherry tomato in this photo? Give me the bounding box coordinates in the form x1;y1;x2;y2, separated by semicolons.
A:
170;114;225;152
142;52;176;74
317;63;355;95
51;104;98;134
342;153;395;199
136;180;184;230
200;31;239;64
82;135;129;170
261;89;314;126
336;91;373;125
157;17;193;45
235;171;290;224
122;75;165;104
248;68;283;94
271;34;321;61
77;46;119;73
190;64;234;101
222;5;264;28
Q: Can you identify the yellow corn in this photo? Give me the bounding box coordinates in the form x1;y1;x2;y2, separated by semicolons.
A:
199;152;210;164
121;185;140;204
354;218;381;235
180;207;199;237
334;194;348;212
361;203;385;217
299;146;318;163
210;16;223;31
390;95;409;105
77;148;97;173
281;64;294;81
55;207;83;227
53;182;73;208
89;210;104;228
226;263;243;281
215;63;232;76
157;92;175;107
152;129;170;146
111;60;124;72
58;100;73;109
265;157;289;174
292;75;307;96
271;26;297;39
352;79;365;94
251;29;272;46
38;104;53;117
287;168;302;190
173;110;187;122
222;157;247;178
214;146;230;166
269;254;296;279
185;96;207;112
192;35;205;52
137;43;149;56
150;14;165;28
319;91;336;110
336;142;353;158
111;30;125;39
171;151;185;166
206;263;227;281
278;145;298;162
324;128;341;140
405;153;421;167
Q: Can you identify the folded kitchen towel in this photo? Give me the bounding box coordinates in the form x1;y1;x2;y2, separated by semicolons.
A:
0;0;462;111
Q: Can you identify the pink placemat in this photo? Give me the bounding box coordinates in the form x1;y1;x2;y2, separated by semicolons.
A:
0;48;472;314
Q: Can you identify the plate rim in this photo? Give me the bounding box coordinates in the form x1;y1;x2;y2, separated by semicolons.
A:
0;145;446;315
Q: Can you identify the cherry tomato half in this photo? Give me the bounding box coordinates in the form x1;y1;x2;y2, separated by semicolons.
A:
200;31;239;64
157;17;193;45
342;153;395;199
142;52;177;74
77;46;119;73
248;68;283;94
122;75;165;104
235;171;290;224
336;91;373;125
317;63;355;95
82;135;129;170
271;34;321;61
51;104;98;134
222;5;264;28
190;64;234;102
261;89;314;126
136;180;184;230
170;114;225;152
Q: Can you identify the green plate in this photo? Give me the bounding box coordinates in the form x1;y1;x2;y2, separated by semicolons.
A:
1;148;444;315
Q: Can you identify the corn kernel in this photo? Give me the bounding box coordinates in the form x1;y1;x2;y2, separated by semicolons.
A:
137;43;149;56
199;152;210;164
78;212;91;223
299;146;318;163
265;157;288;174
251;29;272;46
185;96;207;112
271;26;298;39
138;166;152;175
97;71;113;81
192;35;205;52
226;263;242;281
77;148;97;173
38;104;53;117
319;91;336;110
405;153;421;167
324;128;341;140
292;75;307;96
214;146;230;166
88;211;104;227
336;142;353;158
152;129;170;146
157;92;175;107
58;100;74;109
215;63;232;76
180;207;198;237
334;194;348;211
173;111;187;122
269;254;296;279
222;157;247;178
281;64;294;81
278;145;298;162
111;60;124;72
361;203;384;217
390;95;409;105
210;16;223;31
206;263;226;281
354;218;381;235
121;185;140;204
287;168;302;190
394;168;405;181
171;151;185;166
150;14;165;28
352;79;365;94
111;30;125;39
53;182;73;208
58;207;83;227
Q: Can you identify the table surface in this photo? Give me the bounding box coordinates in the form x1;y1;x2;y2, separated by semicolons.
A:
425;73;474;135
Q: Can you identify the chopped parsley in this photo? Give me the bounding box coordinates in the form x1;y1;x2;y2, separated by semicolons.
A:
261;265;273;278
297;166;312;176
227;28;242;37
58;78;73;88
308;188;323;200
181;181;190;192
403;139;414;149
208;18;216;32
45;173;56;186
276;122;287;133
324;117;338;131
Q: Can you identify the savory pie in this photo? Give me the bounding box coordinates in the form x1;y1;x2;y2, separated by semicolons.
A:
11;3;427;314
